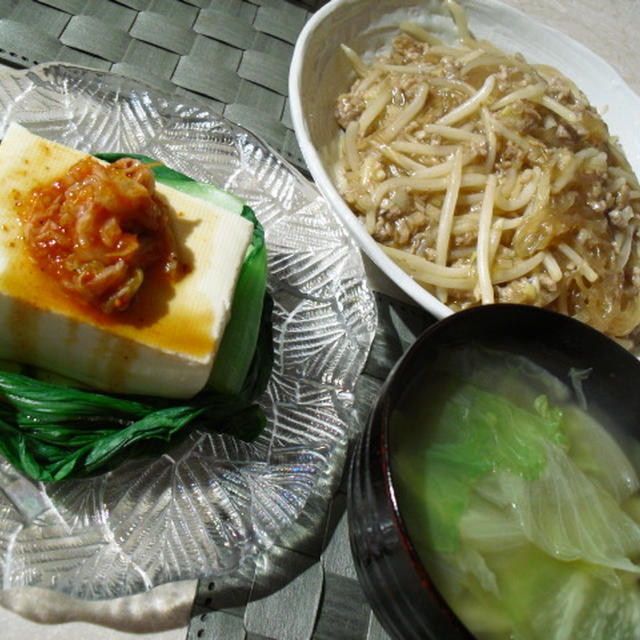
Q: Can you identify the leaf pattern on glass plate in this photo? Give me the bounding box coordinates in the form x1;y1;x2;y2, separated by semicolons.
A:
0;63;377;598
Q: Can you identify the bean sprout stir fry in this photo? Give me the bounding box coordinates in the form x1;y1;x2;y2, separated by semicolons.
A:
335;0;640;347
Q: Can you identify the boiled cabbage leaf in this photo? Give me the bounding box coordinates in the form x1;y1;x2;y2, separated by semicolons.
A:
393;367;640;640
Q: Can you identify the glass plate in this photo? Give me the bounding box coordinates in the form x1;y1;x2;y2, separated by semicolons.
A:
0;63;377;599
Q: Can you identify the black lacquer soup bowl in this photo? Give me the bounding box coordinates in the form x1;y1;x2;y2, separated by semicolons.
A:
347;304;640;640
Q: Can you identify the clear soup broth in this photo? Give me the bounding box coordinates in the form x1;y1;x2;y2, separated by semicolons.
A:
390;346;640;639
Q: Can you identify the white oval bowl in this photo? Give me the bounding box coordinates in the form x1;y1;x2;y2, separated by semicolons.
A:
289;0;640;319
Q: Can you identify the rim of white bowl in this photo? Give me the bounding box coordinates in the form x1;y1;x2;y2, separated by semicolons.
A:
289;0;640;321
288;0;453;320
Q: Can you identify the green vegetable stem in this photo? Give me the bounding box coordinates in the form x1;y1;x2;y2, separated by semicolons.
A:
0;155;273;482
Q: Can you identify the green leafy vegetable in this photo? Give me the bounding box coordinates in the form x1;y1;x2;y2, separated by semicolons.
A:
395;378;566;553
391;352;640;640
0;155;273;482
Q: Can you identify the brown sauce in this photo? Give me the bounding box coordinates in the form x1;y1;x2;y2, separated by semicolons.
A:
0;152;216;361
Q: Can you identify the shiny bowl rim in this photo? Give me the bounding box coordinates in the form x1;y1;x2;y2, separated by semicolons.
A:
357;302;640;637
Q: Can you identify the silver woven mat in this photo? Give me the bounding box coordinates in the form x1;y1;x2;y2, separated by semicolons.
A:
187;292;435;640
0;0;327;170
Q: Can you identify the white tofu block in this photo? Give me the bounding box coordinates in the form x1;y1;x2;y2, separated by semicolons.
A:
0;123;254;398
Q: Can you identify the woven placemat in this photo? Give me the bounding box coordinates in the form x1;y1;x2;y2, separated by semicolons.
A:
186;292;436;640
0;4;437;637
0;0;327;170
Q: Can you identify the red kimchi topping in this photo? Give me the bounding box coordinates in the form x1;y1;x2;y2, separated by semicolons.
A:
21;157;180;314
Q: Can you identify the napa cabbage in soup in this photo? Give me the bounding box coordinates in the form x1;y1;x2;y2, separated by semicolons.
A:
390;347;640;639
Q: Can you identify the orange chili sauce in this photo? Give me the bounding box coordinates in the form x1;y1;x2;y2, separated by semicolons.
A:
0;146;216;361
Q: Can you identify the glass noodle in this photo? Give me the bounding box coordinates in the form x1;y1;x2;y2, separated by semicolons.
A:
335;0;640;348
